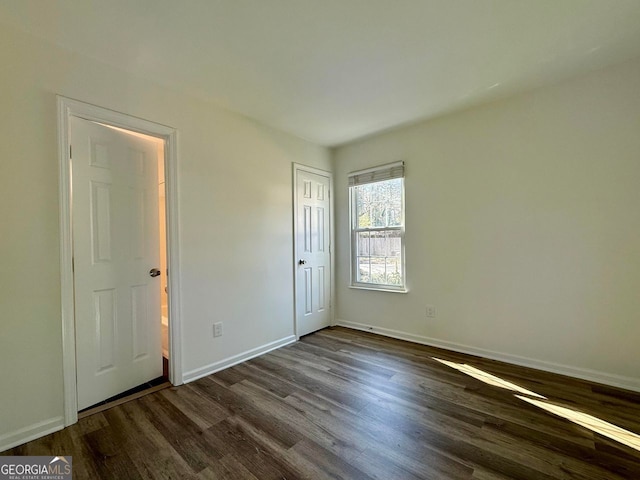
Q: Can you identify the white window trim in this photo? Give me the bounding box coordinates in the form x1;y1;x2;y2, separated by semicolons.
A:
348;162;407;293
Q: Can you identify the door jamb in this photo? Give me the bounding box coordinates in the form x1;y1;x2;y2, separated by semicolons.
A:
57;96;183;426
292;163;335;340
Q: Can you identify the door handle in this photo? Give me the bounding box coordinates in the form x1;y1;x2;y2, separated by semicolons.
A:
298;259;307;265
149;268;161;277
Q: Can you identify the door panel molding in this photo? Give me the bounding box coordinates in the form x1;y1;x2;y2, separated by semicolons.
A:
292;163;334;339
57;96;182;426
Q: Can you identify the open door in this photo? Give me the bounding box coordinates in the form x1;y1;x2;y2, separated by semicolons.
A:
71;117;163;410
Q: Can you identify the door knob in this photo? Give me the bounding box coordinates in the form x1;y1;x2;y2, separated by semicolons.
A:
149;268;161;277
298;259;307;265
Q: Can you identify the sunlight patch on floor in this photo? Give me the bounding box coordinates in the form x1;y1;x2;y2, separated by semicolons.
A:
516;395;640;452
432;355;640;453
433;358;546;399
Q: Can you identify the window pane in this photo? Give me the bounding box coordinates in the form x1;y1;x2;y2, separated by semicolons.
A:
354;178;403;228
386;178;403;227
355;230;402;286
355;231;371;283
357;256;371;283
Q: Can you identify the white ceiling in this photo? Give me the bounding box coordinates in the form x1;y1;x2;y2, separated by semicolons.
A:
2;0;640;146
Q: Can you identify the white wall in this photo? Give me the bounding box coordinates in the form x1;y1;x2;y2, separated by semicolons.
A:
0;24;330;447
334;57;640;391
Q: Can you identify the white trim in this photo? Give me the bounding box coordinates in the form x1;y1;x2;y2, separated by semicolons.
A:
57;96;183;429
348;285;408;294
292;163;335;339
163;120;184;388
182;335;297;383
57;98;76;427
0;416;64;452
336;320;640;393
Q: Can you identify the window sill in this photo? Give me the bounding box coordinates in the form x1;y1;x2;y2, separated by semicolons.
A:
349;285;408;294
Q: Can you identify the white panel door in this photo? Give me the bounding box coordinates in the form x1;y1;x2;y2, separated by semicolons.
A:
71;117;162;410
295;169;331;336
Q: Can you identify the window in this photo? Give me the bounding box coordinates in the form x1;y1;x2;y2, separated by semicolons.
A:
349;162;405;291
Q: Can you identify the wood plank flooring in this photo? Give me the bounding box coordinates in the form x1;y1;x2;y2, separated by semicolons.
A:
4;327;640;479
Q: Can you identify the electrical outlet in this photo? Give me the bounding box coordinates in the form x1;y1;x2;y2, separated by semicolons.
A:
213;322;223;337
426;305;436;318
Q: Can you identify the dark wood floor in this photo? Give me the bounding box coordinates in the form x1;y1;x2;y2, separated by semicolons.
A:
4;327;640;479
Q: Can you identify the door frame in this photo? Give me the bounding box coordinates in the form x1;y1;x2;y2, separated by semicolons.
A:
57;96;183;426
292;163;335;339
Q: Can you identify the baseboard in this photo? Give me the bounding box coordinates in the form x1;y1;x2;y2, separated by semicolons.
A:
182;335;297;384
0;416;64;453
336;320;640;393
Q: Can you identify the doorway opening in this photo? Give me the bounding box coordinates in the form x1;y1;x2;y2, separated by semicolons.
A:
58;96;183;427
78;124;170;415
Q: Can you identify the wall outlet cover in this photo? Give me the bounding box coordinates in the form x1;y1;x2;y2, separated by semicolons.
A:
213;322;223;337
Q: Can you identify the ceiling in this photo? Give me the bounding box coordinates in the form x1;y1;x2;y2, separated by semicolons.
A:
2;0;640;146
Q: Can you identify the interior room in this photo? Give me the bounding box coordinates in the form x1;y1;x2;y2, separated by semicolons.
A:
1;1;639;478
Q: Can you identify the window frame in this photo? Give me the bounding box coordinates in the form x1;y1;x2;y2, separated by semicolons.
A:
348;163;407;293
